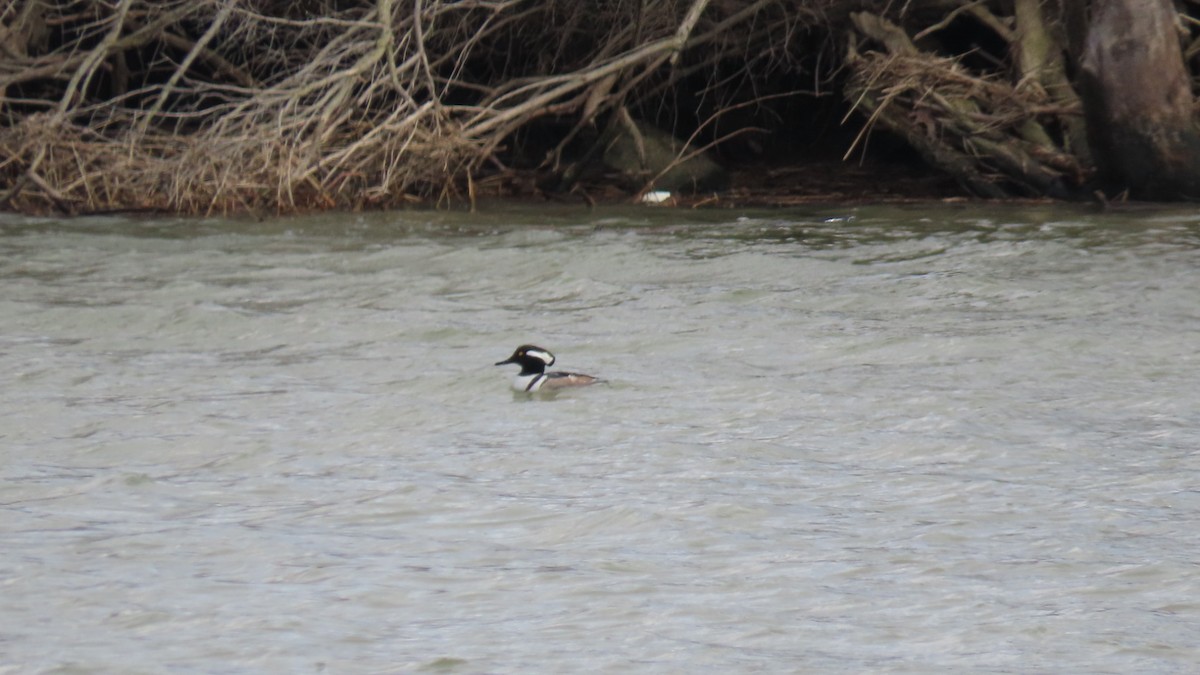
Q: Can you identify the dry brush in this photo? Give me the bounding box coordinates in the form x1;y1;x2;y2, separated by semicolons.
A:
1;0;820;214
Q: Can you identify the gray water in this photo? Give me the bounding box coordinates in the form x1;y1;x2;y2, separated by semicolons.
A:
2;204;1198;674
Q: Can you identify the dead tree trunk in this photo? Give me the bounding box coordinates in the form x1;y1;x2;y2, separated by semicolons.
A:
1077;0;1200;199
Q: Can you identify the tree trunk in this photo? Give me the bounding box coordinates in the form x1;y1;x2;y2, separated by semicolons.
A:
1077;0;1200;199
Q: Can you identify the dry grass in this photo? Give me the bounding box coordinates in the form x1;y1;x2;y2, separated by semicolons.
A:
1;0;821;215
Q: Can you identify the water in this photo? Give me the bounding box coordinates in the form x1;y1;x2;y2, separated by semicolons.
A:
2;204;1199;673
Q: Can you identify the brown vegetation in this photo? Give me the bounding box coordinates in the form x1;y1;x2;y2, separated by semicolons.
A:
844;6;1087;199
1;0;825;214
845;0;1200;202
3;1;1200;215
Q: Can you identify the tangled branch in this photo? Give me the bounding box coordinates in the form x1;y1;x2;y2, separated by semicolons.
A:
1;0;815;214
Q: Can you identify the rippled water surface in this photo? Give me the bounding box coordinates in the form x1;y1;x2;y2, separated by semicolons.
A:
3;204;1199;673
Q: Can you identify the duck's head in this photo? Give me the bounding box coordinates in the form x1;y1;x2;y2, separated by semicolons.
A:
495;345;556;371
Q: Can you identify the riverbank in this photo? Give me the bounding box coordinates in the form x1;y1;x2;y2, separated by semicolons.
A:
469;157;975;211
0;155;975;218
9;2;1183;217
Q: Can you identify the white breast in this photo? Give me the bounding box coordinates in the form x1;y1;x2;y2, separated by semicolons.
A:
512;373;545;392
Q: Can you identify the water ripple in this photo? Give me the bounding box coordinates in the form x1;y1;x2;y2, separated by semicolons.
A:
2;206;1199;672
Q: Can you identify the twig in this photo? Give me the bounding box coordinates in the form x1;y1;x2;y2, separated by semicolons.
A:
670;0;712;67
912;1;987;42
137;0;234;136
412;0;440;100
56;0;135;118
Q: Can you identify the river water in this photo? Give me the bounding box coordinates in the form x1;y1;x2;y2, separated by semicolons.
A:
2;203;1198;673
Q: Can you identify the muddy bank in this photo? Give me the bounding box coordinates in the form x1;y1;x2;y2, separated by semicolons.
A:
470;157;968;211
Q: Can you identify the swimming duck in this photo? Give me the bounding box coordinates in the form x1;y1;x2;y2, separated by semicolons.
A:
495;345;599;392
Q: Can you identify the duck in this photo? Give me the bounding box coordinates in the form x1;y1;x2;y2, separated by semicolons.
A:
495;345;599;392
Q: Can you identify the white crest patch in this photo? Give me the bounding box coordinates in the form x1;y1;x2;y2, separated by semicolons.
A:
525;347;555;366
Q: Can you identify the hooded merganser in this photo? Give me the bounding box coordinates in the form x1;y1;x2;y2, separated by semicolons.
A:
495;345;599;392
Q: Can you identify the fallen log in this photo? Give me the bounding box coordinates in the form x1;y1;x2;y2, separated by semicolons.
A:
845;10;1086;199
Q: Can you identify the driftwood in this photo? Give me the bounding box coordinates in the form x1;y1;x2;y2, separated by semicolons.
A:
844;10;1087;199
